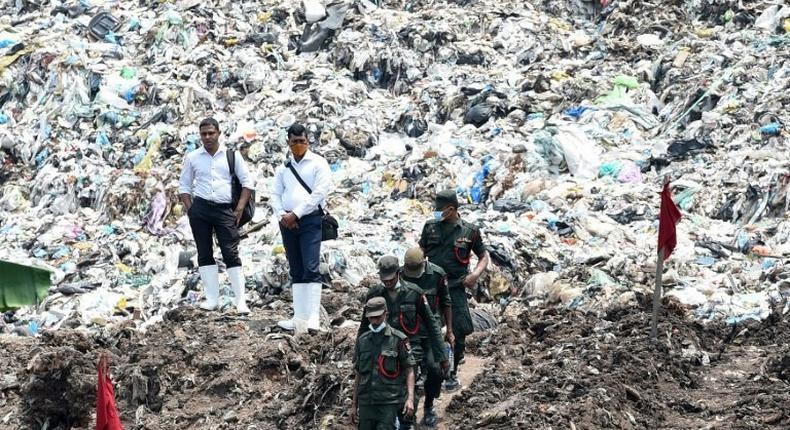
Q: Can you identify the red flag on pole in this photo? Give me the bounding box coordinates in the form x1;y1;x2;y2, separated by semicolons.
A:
96;355;124;430
657;181;682;261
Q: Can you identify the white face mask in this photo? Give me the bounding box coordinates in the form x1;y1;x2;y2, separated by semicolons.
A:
369;322;386;333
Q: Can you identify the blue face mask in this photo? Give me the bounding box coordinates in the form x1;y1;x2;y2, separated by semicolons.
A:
433;211;444;221
369;322;386;333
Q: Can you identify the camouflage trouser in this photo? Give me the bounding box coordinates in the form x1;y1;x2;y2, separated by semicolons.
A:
359;404;398;430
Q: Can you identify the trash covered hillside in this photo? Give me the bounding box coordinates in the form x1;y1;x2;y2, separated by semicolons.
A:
1;0;790;429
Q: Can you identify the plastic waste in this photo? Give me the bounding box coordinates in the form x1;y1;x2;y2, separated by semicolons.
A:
464;103;494;127
599;161;623;178
760;123;782;136
555;127;601;180
667;138;714;160
88;12;121;41
304;0;327;23
0;260;51;311
299;3;351;53
446;344;454;373
0;0;787;345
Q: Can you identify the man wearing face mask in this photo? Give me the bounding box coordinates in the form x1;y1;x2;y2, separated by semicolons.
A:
351;297;416;430
419;189;489;391
401;247;453;427
179;118;254;314
358;256;449;430
271;123;332;331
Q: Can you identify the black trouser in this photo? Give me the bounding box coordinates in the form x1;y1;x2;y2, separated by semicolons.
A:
188;197;241;268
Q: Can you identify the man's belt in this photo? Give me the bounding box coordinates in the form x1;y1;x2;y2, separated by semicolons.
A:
194;197;233;209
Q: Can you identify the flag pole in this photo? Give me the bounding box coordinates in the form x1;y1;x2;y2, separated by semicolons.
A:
651;175;670;343
650;248;664;343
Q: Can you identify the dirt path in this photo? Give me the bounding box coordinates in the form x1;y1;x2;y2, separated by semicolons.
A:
414;355;488;430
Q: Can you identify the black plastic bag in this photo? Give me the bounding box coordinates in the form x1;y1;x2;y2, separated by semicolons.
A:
667;137;714;160
464;103;493;127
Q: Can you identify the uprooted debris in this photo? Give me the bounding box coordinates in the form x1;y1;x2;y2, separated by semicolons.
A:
1;307;360;430
447;297;790;429
4;299;790;429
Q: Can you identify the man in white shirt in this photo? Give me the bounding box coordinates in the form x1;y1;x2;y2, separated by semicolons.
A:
179;118;254;314
271;123;332;331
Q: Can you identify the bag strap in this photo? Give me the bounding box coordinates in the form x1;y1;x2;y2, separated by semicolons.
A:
226;149;237;179
286;161;312;193
286;161;326;214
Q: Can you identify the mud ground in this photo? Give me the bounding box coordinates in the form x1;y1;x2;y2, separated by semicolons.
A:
2;292;790;429
447;294;790;429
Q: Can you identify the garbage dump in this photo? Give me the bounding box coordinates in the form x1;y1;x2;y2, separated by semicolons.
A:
1;0;790;428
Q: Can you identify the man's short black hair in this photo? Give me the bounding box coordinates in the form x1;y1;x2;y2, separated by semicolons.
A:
287;123;307;139
199;117;220;131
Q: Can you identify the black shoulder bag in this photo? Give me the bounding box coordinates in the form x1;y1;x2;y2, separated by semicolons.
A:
227;149;255;227
286;161;338;241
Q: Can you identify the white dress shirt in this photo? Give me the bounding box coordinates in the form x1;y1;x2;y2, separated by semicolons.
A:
271;150;332;218
179;144;254;204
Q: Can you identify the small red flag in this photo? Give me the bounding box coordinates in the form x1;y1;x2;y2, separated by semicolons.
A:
96;355;124;430
658;181;682;261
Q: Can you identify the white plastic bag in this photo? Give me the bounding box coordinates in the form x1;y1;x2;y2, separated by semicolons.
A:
304;0;327;23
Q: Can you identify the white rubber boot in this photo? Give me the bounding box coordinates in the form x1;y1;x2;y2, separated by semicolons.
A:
228;266;250;314
306;282;323;331
278;283;304;330
198;265;219;311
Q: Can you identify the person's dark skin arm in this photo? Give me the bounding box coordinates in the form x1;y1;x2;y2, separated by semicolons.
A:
179;193;192;212
439;277;454;346
281;211;299;230
444;306;454;346
462;251;490;290
402;367;415;418
462;230;490;290
233;188;252;226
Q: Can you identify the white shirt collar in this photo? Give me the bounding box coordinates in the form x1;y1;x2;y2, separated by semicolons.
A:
198;144;227;157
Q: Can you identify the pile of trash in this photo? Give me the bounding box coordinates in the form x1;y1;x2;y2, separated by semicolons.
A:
1;0;789;335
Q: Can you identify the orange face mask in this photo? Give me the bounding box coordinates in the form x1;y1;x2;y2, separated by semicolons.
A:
290;143;308;158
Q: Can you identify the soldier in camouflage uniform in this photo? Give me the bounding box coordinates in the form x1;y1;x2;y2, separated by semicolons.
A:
419;189;489;391
351;297;416;430
401;247;453;427
357;256;449;430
